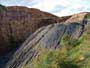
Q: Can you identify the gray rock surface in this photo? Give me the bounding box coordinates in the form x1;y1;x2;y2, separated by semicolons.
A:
6;22;84;68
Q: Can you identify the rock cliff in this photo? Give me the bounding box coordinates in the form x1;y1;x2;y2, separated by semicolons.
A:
6;22;84;68
5;12;90;68
0;6;90;68
0;6;70;55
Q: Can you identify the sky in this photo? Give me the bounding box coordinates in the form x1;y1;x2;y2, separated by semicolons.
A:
0;0;90;16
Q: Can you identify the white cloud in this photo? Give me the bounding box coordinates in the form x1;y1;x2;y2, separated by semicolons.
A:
56;1;90;16
0;0;90;16
26;0;70;12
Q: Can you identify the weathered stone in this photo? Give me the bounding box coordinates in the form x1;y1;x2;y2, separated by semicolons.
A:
6;22;84;68
65;23;84;39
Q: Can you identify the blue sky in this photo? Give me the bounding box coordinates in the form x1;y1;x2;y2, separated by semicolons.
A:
0;0;90;16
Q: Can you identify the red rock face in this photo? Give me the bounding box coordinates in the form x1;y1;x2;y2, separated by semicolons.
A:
0;6;70;55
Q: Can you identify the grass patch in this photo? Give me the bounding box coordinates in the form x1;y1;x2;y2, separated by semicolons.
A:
24;27;90;68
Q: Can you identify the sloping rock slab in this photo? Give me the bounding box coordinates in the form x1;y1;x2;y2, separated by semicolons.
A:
6;23;84;68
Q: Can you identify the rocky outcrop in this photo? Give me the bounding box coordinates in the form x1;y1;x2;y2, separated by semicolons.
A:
65;12;87;24
0;6;90;68
0;6;71;55
6;22;84;68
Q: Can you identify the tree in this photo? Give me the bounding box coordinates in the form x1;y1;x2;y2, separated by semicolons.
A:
0;4;6;13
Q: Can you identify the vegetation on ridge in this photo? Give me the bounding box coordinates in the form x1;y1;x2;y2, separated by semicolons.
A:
29;26;90;68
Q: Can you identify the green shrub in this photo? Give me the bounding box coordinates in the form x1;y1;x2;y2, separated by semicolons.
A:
32;48;79;68
61;34;83;48
0;4;6;13
26;32;90;68
31;33;90;68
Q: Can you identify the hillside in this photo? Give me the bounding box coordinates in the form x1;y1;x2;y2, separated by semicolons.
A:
0;5;90;68
0;6;70;55
5;12;90;68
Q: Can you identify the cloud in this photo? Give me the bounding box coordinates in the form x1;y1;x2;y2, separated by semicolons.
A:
51;0;90;16
50;5;65;13
0;0;90;16
55;0;90;16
